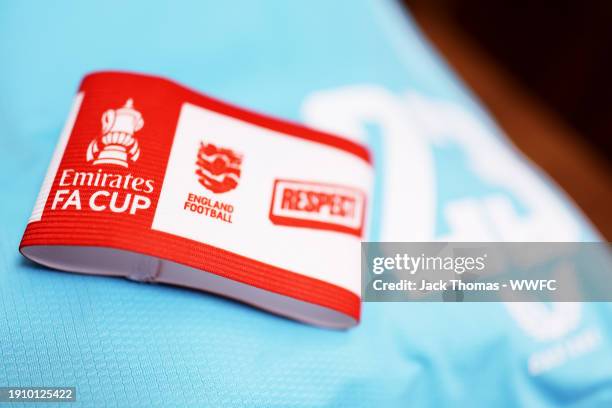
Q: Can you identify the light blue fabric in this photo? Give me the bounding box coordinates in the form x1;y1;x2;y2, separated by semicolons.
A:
1;1;611;406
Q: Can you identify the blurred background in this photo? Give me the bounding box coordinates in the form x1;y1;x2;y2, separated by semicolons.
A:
405;0;612;239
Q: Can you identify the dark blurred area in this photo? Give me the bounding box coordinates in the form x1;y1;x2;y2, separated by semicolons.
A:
405;0;612;239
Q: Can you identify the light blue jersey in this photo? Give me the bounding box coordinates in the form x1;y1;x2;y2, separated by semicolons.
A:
1;1;610;406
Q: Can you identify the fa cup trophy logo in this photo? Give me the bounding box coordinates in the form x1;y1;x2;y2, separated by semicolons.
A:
86;99;144;168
